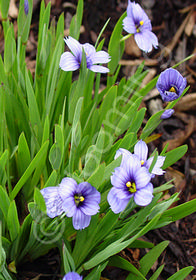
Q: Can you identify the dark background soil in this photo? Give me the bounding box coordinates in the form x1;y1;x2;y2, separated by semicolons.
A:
2;0;196;279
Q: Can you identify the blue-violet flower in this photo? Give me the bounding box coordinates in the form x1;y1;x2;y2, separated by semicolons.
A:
123;1;158;52
41;177;101;230
161;109;174;119
115;140;165;176
156;68;187;102
59;36;110;73
63;272;83;280
108;154;153;213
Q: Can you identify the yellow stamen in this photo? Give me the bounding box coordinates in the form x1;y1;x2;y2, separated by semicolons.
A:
140;20;144;26
126;181;132;188
126;181;137;193
169;86;176;93
141;160;145;165
74;195;85;206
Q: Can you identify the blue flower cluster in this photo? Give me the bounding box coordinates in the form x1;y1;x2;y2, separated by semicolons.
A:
108;140;165;213
41;140;165;230
41;178;101;230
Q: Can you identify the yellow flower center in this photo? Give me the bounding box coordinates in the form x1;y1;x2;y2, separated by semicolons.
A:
140;20;144;26
126;181;137;193
141;160;145;165
74;195;85;206
136;21;144;33
169;86;176;93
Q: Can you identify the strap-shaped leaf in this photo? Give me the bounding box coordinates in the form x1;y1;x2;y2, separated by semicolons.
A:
10;141;49;200
109;256;146;280
167;266;194;280
7;201;20;242
69;0;83;40
0;186;10;222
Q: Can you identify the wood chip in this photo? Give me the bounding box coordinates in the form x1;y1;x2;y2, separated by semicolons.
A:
185;12;195;36
174;93;196;112
62;2;77;9
125;36;141;57
119;59;158;66
166;167;186;193
156;11;193;58
162;114;195;151
64;25;85;37
8;0;18;18
143;88;160;101
141;68;156;88
45;0;56;5
148;99;163;115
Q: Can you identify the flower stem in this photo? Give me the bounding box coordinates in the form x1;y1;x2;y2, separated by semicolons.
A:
120;33;133;42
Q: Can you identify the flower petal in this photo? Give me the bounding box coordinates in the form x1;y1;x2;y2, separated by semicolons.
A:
125;154;142;179
59;177;77;199
145;30;158;49
83;43;96;57
135;30;158;53
72;209;91;230
40;187;63;218
63;272;83;280
114;148;132;160
77;182;94;196
161;109;175;119
79;200;100;216
161;91;178;102
91;51;111;64
59;52;80;71
62;196;77;217
146;156;165;175
134;183;153;206
24;0;29;15
111;166;129;189
123;16;136;34
77;183;101;215
134;140;148;162
107;187;130;214
64;36;82;60
88;65;110;73
134;167;151;189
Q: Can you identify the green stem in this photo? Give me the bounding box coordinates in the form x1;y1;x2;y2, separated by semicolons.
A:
120;33;133;42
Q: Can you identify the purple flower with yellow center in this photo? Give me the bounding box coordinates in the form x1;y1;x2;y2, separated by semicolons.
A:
161;109;175;119
59;178;101;230
123;1;158;52
115;140;165;177
59;36;110;73
108;154;153;213
41;177;101;230
24;0;29;15
156;68;187;102
63;272;83;280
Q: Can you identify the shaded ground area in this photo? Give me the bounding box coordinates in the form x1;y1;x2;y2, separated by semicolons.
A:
1;0;196;279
